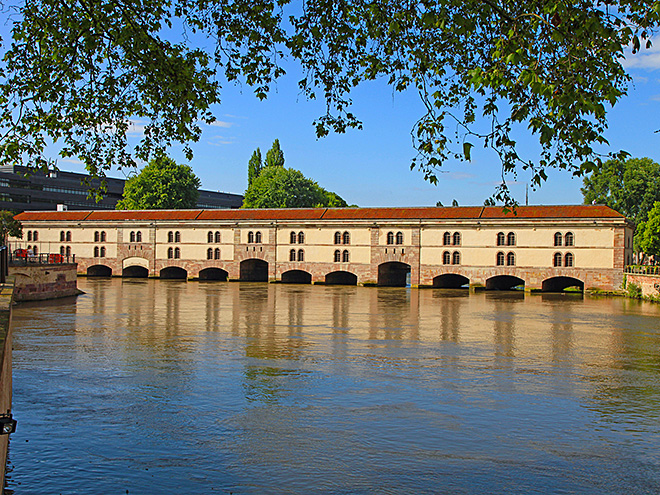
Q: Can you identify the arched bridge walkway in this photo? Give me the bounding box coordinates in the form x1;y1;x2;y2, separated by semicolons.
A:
325;271;358;286
378;262;411;287
123;265;148;278
240;259;268;282
87;265;112;277
433;274;469;289
199;268;228;281
281;270;312;284
542;276;584;292
160;266;187;280
486;275;525;291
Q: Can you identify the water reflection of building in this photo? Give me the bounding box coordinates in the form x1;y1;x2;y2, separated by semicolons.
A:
14;205;632;292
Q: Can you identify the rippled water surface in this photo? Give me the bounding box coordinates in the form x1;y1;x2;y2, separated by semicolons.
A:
6;278;660;494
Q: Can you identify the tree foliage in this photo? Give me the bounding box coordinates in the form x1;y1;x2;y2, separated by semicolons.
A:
1;0;658;202
582;157;660;251
247;148;263;187
244;140;346;208
116;156;201;209
639;202;660;259
264;139;285;168
243;166;347;208
581;157;660;226
0;211;22;245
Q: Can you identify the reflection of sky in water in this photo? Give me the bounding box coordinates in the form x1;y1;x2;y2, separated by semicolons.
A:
6;279;660;494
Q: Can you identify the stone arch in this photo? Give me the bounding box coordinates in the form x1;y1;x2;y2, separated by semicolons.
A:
542;276;584;292
122;265;148;278
378;261;411;287
486;275;525;290
325;271;358;286
281;270;312;284
122;256;149;278
240;259;268;282
87;265;112;277
198;267;228;281
433;273;469;288
160;266;188;280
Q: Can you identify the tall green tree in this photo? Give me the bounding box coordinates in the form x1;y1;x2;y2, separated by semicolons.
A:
321;190;349;208
639;202;660;260
0;0;656;201
247;148;263;187
582;157;660;223
117;156;201;210
264;139;285;169
243;167;347;209
0;211;23;245
582;157;660;250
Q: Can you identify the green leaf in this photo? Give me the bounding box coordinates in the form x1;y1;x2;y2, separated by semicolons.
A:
463;142;473;161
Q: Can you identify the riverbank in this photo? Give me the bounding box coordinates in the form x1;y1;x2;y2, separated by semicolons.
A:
0;279;14;492
7;278;660;494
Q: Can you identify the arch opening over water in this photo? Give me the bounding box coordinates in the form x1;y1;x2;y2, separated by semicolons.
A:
240;259;269;282
281;270;312;284
87;265;112;277
433;273;469;289
325;271;358;286
160;266;188;280
486;275;525;291
198;268;228;281
122;265;148;278
378;262;411;287
542;276;584;292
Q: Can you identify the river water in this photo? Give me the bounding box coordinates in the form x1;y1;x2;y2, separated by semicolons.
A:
5;278;660;494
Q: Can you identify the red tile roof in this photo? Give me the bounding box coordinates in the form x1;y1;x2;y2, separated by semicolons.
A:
321;207;486;220
479;205;624;219
86;210;202;221
197;209;325;221
14;205;626;222
14;211;92;222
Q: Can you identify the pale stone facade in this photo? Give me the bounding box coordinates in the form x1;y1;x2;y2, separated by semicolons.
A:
12;205;633;291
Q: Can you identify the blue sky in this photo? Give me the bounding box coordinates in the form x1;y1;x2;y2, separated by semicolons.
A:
57;44;660;208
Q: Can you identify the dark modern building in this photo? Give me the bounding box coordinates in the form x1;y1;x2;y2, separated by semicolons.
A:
0;165;243;211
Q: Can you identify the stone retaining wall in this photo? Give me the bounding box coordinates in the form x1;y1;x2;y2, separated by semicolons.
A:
0;280;14;492
9;263;81;301
626;273;660;298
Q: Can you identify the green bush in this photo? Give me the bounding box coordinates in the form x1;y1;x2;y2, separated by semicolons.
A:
626;282;642;299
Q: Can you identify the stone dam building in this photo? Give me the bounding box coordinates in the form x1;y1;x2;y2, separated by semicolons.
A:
12;205;633;291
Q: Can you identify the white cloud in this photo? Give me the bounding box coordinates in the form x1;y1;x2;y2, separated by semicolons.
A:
446;171;477;180
208;120;233;128
207;135;235;146
60;158;83;165
622;43;660;70
127;120;147;136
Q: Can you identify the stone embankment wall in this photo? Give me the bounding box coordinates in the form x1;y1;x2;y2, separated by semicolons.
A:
0;279;14;492
9;263;80;301
626;273;660;298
